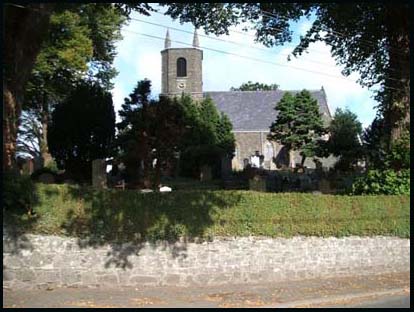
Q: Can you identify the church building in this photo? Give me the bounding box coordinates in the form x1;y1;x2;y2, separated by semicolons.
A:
160;30;336;170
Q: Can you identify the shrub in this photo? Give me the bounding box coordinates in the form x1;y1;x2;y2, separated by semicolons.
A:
351;169;410;195
3;172;36;212
31;167;58;181
385;134;410;171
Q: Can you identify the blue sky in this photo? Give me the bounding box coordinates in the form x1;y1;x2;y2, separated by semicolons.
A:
113;7;379;128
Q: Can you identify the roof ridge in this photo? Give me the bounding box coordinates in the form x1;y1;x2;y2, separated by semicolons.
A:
204;89;323;93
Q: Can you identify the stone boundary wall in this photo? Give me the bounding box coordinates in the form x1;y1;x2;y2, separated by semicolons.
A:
3;233;410;289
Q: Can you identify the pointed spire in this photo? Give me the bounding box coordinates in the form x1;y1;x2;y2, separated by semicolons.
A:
164;29;171;49
192;28;199;48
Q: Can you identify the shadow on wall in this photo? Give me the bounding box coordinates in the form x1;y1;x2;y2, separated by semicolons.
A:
3;179;243;270
3;173;51;256
60;186;243;269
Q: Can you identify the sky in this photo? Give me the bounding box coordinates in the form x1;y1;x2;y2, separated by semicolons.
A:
113;7;379;128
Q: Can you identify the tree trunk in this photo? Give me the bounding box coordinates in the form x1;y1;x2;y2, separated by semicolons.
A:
3;86;19;172
384;5;410;148
40;93;53;167
3;3;55;171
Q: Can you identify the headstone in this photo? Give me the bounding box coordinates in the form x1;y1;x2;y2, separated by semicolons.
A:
92;159;107;189
221;156;232;179
300;175;312;191
250;155;260;168
200;165;212;181
159;186;172;192
249;175;266;192
319;178;331;194
140;189;153;193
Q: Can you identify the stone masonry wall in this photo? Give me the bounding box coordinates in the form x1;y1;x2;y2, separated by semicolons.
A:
233;131;337;170
161;48;203;99
3;233;410;289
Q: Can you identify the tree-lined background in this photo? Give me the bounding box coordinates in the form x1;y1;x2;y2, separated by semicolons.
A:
3;2;409;194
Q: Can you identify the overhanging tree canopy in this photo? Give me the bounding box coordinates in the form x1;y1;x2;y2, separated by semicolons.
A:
162;3;409;145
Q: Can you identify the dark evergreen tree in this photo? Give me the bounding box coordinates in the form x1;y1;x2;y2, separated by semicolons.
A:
48;82;115;182
116;79;152;187
326;108;363;171
268;90;325;167
178;95;235;178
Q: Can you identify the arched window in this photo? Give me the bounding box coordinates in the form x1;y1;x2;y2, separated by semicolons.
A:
177;57;187;77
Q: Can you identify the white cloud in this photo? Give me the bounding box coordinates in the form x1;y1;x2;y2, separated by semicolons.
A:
112;12;378;128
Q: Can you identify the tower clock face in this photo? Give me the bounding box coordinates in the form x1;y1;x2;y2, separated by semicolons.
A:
177;82;186;90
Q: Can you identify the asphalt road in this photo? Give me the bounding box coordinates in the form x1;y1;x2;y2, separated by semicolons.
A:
331;294;410;308
3;272;410;308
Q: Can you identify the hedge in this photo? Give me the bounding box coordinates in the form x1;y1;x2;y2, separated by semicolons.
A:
4;184;410;241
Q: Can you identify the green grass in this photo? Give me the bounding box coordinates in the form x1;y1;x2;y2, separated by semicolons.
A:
4;183;410;242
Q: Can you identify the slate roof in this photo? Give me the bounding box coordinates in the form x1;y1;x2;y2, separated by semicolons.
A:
203;89;331;131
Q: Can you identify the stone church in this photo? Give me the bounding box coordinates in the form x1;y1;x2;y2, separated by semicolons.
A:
160;30;336;170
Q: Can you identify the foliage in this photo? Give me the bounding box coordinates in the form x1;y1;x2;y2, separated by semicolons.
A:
363;118;409;171
268;90;325;166
361;116;388;169
31;167;57;179
351;169;410;195
48;82;115;182
17;4;126;168
116;79;154;185
384;134;410;171
230;81;279;91
324;108;363;171
116;79;185;187
149;96;189;185
4;184;409;241
161;3;409;145
3;172;36;213
117;84;235;184
179;95;235;178
16;109;42;159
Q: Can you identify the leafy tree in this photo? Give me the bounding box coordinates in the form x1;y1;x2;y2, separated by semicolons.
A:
162;3;409;147
268;90;325;168
384;133;410;172
117;82;206;187
351;169;410;195
361;116;388;170
150;97;188;186
230;81;279;91
325;108;363;171
116;79;153;187
179;96;235;178
362;116;409;172
3;3;152;171
48;82;115;182
16;109;42;160
5;3;409;171
17;5;126;168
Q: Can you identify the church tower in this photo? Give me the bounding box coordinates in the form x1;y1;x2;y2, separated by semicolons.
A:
161;29;203;100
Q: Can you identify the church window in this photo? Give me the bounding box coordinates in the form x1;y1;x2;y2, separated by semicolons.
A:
177;57;187;77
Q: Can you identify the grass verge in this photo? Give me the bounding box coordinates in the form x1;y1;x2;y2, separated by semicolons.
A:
4;183;410;242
